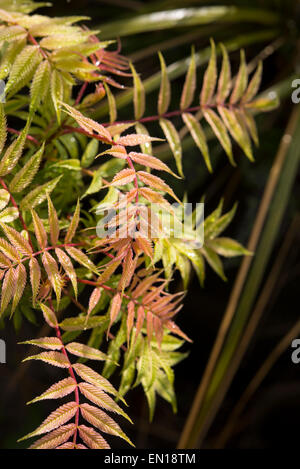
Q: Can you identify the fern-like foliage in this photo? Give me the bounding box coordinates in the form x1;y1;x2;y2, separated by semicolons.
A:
129;40;278;175
0;0;279;448
19;302;132;449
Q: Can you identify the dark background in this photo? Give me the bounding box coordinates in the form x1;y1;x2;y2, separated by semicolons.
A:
1;0;300;449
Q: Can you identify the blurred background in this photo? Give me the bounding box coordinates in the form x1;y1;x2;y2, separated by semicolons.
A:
1;0;300;449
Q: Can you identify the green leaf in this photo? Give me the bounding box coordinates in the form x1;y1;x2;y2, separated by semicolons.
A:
51;69;64;125
202;246;227;281
20;176;62;210
66;246;98;274
0;122;29;176
81;138;99;168
158;52;170;115
246;95;279;112
60;315;107;332
217;43;232;103
200;39;216;106
130;61;145;120
135;122;152;155
9;142;44;193
180;46;196;110
159;118;183;177
242;61;263;103
0;207;18;223
182;113;212;172
53;159;81;171
0;25;27;44
30;60;51;114
203;108;234;165
208;237;251;257
6;45;41;97
81;168;103;199
205;203;237;239
218;107;254;162
0;38;25;80
103;83;117;124
65;199;80;243
230;49;248;104
0;103;6;155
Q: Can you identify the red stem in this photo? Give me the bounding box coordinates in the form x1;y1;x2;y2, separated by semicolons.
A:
49;299;80;448
126;156;139;203
7;127;39;146
28;33;48;59
75;82;88;106
60;126;116;146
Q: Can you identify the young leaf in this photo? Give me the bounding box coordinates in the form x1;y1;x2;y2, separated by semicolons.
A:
42;252;63;305
29;424;76;450
73;363;120;398
218;106;254;161
65;199;80;243
51;68;64;125
55;248;77;298
110;168;136;187
66;246;98;274
130;61;145;120
200;39;217;106
108;292;122;332
135;122;153;155
31;209;48;249
65;342;107;361
47;195;60;246
9;143;44;193
40;302;58;328
87;287;102;320
78;425;110;450
203;109;234;165
79;383;131;422
242;61;263;104
158;52;170;115
208;237;251;257
6;45;41;97
0;123;29;177
182;113;212;172
20;337;62;351
18;402;78;441
230;49;248;105
0;103;6;155
81;138;99;168
180;46;196;110
103;83;117;123
159;118;183;177
60;102;111;141
0;222;32;255
20;176;62;210
29;257;41;306
22;351;70;368
0;238;20;262
116;134;160;147
30;60;51;114
59;315;106;332
0;207;18;223
0;267;15;315
28;377;77;405
0;189;9;211
80;403;133;446
137;171;181;204
217;43;232;103
11;263;26;314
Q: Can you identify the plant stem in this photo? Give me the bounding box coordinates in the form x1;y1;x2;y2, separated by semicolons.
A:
49;299;80;448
